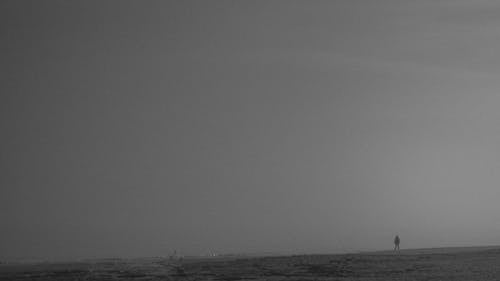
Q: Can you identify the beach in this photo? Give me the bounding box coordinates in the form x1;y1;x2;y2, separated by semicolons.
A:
2;246;500;280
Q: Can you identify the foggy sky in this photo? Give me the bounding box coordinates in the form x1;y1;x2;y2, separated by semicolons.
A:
2;0;500;260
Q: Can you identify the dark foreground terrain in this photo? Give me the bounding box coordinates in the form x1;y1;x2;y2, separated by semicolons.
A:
2;246;500;280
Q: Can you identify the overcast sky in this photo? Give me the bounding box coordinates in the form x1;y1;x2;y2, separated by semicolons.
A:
2;0;500;260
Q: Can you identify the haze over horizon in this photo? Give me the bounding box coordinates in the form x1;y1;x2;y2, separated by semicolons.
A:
2;0;500;260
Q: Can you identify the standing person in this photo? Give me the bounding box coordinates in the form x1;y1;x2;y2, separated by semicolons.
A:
394;235;400;251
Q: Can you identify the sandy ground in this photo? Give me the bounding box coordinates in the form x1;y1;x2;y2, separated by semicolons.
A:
2;246;500;280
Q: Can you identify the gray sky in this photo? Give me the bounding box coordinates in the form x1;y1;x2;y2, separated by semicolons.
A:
2;0;500;259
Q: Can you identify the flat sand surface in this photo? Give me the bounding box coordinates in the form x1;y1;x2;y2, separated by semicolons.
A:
2;246;500;280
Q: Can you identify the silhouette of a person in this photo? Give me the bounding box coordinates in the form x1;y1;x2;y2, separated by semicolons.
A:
394;235;400;251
